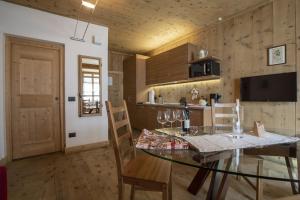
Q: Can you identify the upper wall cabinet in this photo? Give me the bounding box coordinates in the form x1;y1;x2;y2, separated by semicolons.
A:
146;43;196;85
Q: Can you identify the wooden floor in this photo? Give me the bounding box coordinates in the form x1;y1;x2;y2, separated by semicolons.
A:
6;146;294;200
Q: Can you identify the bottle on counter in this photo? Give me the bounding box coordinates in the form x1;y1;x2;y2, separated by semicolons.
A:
148;89;155;104
182;102;190;132
158;95;164;104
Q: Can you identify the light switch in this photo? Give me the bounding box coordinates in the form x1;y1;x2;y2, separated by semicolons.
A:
68;96;76;102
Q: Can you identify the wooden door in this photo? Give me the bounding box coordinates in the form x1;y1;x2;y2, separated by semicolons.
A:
8;37;63;159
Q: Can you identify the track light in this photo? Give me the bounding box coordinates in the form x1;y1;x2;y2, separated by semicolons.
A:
70;0;99;42
82;0;96;9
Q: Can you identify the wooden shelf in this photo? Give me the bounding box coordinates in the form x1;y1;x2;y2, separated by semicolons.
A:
149;75;220;86
189;56;221;64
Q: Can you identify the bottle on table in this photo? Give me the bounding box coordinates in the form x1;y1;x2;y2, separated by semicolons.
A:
182;103;190;132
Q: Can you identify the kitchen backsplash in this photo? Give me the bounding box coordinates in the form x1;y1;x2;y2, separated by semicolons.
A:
151;79;221;104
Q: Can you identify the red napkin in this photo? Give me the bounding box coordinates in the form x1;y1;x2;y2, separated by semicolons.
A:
0;166;7;200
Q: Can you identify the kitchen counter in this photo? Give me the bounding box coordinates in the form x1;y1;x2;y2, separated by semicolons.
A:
136;103;211;110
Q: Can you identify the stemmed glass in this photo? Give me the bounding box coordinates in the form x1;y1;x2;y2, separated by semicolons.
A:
157;111;167;128
175;110;184;128
166;109;176;128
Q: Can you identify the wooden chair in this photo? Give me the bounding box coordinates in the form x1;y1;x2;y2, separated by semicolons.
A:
211;98;240;128
211;99;264;200
106;100;172;200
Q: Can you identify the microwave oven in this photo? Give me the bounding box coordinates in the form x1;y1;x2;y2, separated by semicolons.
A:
189;60;220;78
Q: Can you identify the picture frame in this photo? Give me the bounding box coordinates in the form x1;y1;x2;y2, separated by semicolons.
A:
267;44;286;66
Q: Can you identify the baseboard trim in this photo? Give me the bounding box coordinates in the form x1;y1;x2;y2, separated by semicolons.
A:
0;157;7;165
65;141;109;154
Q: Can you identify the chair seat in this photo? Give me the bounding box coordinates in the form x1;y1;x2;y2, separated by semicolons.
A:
123;154;171;187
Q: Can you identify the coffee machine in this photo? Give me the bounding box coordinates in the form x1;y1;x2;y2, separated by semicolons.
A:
210;93;221;104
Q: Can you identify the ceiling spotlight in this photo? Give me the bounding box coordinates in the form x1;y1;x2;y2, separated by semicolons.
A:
218;17;223;21
82;0;96;9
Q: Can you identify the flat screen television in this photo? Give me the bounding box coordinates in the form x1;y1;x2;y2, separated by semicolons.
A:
240;72;297;102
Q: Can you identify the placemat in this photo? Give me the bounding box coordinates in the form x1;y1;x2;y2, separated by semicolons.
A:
182;132;299;153
136;129;189;150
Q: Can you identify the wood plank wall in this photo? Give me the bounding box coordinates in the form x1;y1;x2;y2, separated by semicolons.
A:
296;0;300;134
148;0;299;134
108;51;131;106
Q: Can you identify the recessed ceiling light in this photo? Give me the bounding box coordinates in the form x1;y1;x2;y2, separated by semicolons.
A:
218;17;223;21
82;0;96;9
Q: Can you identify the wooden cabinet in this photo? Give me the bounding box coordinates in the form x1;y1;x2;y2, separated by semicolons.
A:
135;105;158;130
123;56;136;106
123;56;137;126
190;109;212;126
135;105;147;130
123;55;149;126
146;43;196;85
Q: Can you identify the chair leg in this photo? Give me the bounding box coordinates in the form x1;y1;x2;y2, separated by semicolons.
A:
162;184;168;200
118;179;124;200
130;185;135;200
256;160;263;200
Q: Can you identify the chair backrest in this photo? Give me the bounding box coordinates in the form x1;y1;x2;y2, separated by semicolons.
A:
211;99;240;127
106;100;136;176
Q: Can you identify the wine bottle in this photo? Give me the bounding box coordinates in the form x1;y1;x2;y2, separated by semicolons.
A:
182;103;190;132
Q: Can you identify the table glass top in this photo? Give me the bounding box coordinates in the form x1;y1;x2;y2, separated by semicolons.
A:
141;126;300;182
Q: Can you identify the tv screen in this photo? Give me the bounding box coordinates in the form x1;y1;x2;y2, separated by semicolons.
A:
240;72;297;102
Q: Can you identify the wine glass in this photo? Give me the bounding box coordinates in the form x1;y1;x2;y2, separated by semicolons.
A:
157;111;167;128
166;109;176;128
175;110;184;128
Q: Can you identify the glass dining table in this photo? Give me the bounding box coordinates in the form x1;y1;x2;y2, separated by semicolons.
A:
141;126;300;200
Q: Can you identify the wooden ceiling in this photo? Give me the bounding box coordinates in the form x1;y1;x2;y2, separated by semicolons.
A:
4;0;269;53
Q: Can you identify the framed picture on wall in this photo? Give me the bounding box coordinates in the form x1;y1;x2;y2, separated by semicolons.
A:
267;44;286;66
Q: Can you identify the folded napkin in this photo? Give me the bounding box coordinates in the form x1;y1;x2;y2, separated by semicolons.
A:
136;129;189;150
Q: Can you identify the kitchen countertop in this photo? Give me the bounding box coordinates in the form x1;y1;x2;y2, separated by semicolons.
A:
136;103;211;110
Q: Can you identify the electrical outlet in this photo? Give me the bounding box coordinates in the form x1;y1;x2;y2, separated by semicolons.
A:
69;132;76;138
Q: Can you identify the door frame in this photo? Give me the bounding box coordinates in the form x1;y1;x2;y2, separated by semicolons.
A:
5;35;65;161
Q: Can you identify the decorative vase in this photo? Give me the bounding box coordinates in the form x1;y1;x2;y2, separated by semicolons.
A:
198;49;208;59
